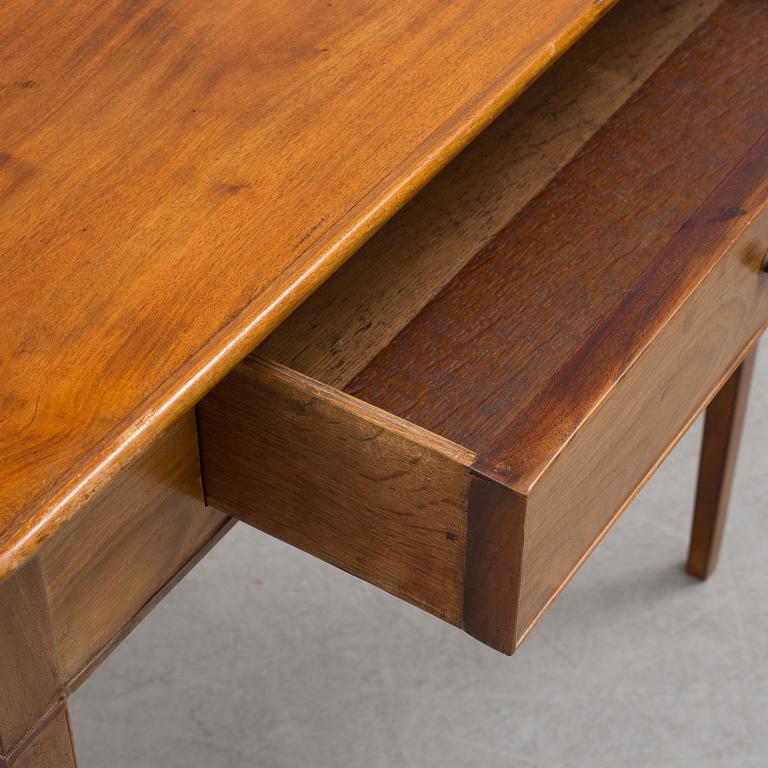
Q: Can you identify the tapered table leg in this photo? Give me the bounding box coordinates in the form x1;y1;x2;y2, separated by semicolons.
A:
687;345;758;580
2;704;78;768
0;559;78;767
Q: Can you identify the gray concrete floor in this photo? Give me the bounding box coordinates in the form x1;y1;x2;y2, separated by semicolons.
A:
70;346;767;767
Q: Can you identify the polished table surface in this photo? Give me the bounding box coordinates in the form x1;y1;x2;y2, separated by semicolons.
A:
0;0;615;576
2;2;766;763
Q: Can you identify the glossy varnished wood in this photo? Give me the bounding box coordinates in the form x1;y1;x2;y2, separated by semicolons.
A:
687;347;758;580
199;0;717;631
348;0;768;450
0;0;616;578
261;0;723;386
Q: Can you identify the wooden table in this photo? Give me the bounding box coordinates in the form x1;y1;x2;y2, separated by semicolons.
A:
2;0;766;763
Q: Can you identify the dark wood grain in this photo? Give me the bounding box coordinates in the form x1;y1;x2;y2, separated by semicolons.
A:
513;199;768;639
341;2;768;647
0;0;615;579
347;0;768;461
687;346;758;579
261;0;723;387
481;133;768;490
199;1;735;647
463;473;525;654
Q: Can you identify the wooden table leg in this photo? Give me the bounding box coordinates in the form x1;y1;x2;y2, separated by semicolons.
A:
687;345;758;580
0;559;77;767
2;704;78;768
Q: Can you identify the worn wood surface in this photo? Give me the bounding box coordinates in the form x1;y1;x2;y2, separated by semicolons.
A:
39;413;227;682
0;558;62;757
0;0;616;579
198;359;474;623
347;0;768;455
687;347;758;580
262;0;722;387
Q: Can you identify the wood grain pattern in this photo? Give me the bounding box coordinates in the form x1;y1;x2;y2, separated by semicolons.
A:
0;558;62;756
687;346;758;579
261;0;722;387
0;409;225;764
463;474;525;655
347;0;768;453
198;359;474;623
66;517;235;695
221;193;768;650
0;0;615;579
203;2;768;653
514;203;768;642
39;412;227;681
2;704;77;768
353;0;768;644
481;144;768;489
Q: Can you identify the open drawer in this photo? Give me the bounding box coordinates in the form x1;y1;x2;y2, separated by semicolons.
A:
197;0;768;654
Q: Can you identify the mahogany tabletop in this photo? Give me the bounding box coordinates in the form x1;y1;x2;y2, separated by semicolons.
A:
0;0;614;576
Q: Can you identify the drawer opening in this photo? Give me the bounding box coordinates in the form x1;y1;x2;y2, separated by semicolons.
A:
198;0;768;654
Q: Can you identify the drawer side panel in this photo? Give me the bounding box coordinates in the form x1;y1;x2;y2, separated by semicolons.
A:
198;359;475;624
518;207;768;639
